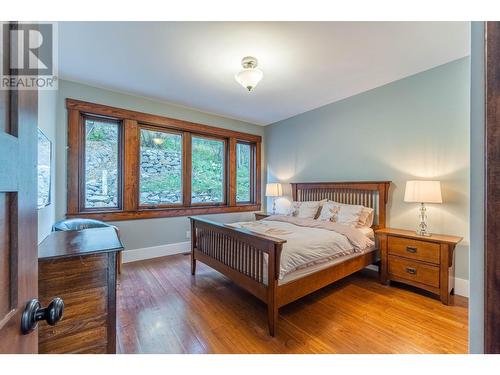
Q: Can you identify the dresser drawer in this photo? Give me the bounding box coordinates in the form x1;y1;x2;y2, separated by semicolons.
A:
388;236;440;265
388;255;440;288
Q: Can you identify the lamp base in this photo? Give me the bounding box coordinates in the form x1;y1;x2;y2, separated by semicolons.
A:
416;202;431;237
415;230;432;237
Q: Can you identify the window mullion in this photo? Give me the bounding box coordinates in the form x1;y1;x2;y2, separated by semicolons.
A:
183;132;192;207
123;119;138;212
229;137;237;206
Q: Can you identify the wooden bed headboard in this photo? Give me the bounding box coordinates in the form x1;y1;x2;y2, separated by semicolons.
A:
291;181;391;229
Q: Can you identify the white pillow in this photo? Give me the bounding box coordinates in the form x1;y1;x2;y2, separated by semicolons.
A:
317;202;340;221
328;201;364;227
358;207;374;227
287;201;320;219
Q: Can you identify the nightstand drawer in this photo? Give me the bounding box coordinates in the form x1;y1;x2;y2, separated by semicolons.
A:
388;255;440;288
388;236;440;264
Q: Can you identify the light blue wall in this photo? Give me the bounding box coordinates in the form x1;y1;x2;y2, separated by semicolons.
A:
55;79;265;251
469;21;484;354
37;90;58;243
265;58;470;281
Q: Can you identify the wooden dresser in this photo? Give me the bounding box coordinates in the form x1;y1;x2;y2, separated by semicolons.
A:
37;227;123;353
376;228;462;305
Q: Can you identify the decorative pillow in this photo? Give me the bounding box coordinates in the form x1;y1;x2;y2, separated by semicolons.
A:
314;199;330;219
317;202;340;222
358;207;375;227
287;201;320;219
328;201;364;227
286;201;301;216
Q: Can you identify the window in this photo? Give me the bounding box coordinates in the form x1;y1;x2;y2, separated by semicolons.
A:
66;99;261;220
191;136;225;204
140;128;182;206
83;116;120;209
236;142;252;203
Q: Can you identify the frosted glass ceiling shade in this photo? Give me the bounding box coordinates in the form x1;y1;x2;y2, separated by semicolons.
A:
235;56;263;92
404;180;443;203
265;183;283;197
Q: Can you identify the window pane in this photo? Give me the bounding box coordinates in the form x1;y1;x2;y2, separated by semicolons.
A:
140;129;182;205
192;136;224;203
236;143;251;202
84;118;119;208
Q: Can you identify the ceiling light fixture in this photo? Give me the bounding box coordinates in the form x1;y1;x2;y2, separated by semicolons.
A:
235;56;263;92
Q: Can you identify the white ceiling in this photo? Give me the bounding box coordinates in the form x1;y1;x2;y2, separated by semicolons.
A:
58;22;470;125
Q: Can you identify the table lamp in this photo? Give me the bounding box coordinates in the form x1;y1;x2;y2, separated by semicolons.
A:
404;180;442;236
265;183;283;215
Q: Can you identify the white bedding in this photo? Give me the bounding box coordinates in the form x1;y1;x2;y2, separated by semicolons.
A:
278;245;376;285
228;216;374;280
358;226;374;240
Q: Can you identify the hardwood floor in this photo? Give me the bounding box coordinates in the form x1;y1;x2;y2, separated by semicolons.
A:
116;253;468;354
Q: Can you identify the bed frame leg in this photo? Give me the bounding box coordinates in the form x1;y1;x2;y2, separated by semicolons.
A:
190;218;196;276
191;256;196;275
267;302;278;337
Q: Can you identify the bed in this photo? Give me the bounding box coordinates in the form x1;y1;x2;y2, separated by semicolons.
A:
189;181;391;336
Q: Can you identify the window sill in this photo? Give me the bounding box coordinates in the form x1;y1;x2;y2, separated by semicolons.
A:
66;204;261;222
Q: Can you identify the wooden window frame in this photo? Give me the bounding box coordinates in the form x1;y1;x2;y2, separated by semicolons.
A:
137;124;184;209
66;99;261;221
235;141;255;205
190;134;228;207
80;114;124;213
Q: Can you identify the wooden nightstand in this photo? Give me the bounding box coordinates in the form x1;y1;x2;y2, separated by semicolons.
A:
254;212;272;220
376;228;462;305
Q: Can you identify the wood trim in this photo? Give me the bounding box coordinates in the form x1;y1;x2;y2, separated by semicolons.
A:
485;21;500;354
255;142;262;206
190;134;228;205
229;138;237;206
136;125;185;209
66;99;262;221
66;98;261;143
183;132;192;207
67;204;261;221
253;142;262;205
123;120;139;212
78;114;124;212
66;109;81;214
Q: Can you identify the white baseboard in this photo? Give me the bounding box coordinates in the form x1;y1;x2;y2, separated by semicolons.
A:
122;241;190;263
454;277;469;298
365;265;469;298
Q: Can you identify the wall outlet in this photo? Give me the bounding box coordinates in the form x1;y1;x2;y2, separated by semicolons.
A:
186;230;191;239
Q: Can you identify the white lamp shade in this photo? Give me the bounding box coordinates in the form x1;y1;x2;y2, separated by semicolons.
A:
235;68;263;91
404;180;443;203
265;183;283;197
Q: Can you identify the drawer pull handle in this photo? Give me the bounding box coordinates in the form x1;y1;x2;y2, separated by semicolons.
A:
406;267;417;275
406;246;417;253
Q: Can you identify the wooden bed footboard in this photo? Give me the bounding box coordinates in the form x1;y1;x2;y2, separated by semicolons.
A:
189;217;286;336
189;181;390;337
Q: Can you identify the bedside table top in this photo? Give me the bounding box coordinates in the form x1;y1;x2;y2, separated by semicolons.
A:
375;227;463;245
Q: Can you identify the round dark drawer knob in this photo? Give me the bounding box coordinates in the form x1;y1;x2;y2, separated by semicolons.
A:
21;297;64;334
